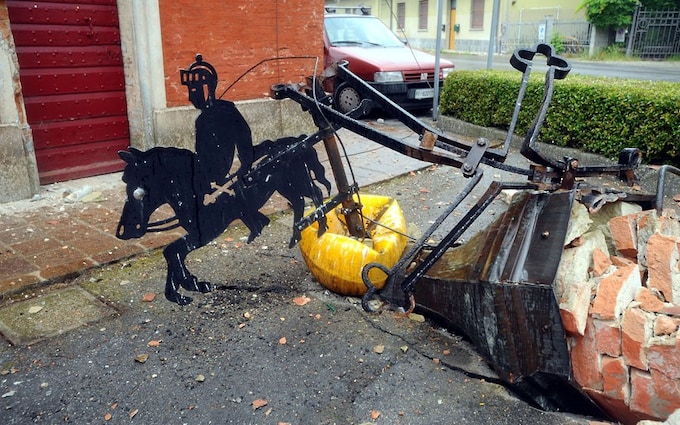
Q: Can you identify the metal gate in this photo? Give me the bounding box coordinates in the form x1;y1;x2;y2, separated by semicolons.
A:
627;7;680;59
7;0;129;184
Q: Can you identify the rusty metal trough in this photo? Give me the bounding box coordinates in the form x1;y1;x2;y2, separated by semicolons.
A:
270;43;680;415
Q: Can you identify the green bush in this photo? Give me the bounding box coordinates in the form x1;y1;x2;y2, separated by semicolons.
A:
439;70;680;165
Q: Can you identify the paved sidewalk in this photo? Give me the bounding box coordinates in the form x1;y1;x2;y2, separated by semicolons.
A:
0;122;430;300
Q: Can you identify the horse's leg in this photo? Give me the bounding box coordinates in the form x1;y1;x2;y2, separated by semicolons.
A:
163;238;194;306
233;184;270;243
307;150;332;196
243;211;270;243
163;236;213;305
287;194;306;248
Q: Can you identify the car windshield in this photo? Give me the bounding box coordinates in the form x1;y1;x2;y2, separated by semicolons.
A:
325;16;404;48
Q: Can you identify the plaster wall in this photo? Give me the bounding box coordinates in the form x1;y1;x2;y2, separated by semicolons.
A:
0;2;38;202
154;99;317;151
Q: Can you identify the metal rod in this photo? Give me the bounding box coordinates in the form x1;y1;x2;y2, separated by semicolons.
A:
401;181;536;295
322;134;365;238
655;164;680;213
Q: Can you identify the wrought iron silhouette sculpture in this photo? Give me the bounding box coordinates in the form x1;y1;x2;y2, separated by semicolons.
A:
116;55;330;305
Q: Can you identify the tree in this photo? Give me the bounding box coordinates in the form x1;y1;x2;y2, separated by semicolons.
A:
577;0;638;28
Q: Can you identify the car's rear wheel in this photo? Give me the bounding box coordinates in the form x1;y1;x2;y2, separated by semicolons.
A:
333;84;362;114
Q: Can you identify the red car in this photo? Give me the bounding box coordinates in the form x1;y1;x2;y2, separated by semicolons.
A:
324;13;455;114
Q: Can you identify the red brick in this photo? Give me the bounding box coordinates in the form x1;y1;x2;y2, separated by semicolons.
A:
658;211;680;237
646;233;680;304
654;316;680;336
636;210;660;266
593;319;622;357
602;356;629;401
138;231;186;249
611;255;636;267
89;243;146;265
585;388;654;425
609;214;639;259
663;304;680;317
39;258;96;281
0;273;42;296
630;368;680;420
630;370;655;418
649;369;680;418
636;287;666;313
592;264;641;320
9;235;63;256
555;230;608;300
570;317;603;391
593;248;612;277
559;280;592;336
622;308;652;370
647;337;680;380
159;1;325;106
0;249;37;281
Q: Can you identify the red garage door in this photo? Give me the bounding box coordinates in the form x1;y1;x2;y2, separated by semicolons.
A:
7;0;129;184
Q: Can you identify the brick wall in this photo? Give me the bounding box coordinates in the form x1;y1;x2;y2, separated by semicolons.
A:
557;202;680;424
158;0;324;107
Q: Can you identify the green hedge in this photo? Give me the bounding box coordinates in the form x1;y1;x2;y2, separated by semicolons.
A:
439;70;680;166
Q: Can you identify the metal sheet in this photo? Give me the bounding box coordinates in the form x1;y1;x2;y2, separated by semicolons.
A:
412;190;602;414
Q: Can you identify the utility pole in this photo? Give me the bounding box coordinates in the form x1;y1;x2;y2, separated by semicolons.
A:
487;0;501;69
432;0;444;120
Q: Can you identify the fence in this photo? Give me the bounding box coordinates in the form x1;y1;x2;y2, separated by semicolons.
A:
627;7;680;59
502;20;592;54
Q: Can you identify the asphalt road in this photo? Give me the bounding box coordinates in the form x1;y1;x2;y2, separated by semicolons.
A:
0;161;607;424
442;51;680;82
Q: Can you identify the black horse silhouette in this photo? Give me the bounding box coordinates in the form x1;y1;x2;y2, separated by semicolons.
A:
116;136;330;305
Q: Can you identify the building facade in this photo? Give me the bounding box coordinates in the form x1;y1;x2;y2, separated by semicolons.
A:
324;0;587;52
0;0;324;203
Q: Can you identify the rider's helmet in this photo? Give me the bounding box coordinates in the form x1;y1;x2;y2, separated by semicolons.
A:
180;54;218;110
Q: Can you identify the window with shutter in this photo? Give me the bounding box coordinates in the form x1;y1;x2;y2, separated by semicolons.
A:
471;0;484;30
397;2;406;31
418;0;428;30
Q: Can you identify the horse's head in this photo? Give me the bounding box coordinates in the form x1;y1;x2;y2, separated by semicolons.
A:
116;148;163;239
116;147;194;240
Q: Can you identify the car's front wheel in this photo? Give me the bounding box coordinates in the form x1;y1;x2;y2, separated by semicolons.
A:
333;83;362;115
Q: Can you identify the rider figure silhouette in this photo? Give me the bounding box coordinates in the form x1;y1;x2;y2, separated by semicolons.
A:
181;54;268;241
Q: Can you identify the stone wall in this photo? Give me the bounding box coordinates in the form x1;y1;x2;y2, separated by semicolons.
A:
557;202;680;424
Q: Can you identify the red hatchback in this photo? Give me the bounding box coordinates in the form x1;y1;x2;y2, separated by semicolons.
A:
324;14;455;114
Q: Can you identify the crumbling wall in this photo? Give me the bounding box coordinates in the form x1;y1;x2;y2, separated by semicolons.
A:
0;2;39;202
557;202;680;424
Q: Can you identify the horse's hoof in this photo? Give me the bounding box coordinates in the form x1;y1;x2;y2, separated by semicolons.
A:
197;281;214;293
179;276;200;292
176;296;193;306
247;230;261;243
166;291;193;305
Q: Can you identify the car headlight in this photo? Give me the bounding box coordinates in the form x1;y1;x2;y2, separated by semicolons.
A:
374;71;403;83
442;67;454;79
